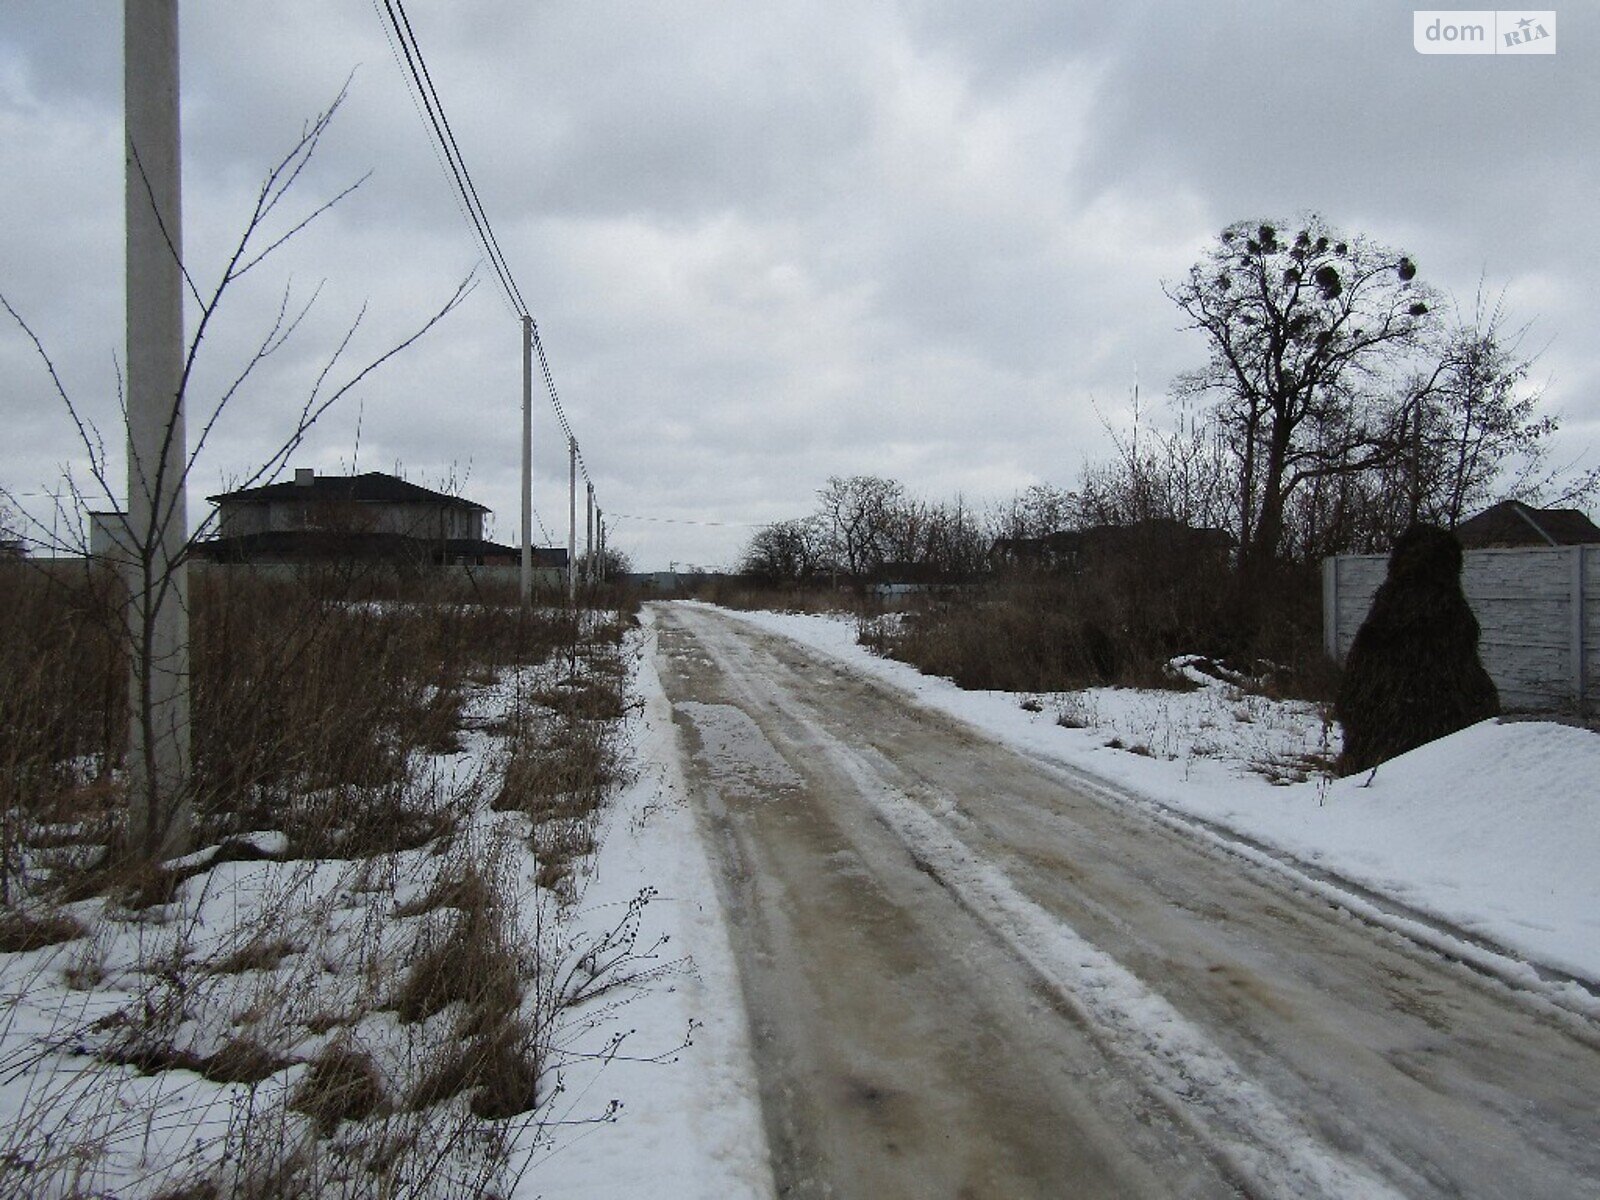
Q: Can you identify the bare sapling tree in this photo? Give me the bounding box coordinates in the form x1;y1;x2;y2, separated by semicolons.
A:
1391;283;1589;528
988;483;1075;544
1;83;473;860
1072;393;1235;534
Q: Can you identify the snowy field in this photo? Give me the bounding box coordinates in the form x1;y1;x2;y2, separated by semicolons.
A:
0;622;771;1199
700;604;1600;1003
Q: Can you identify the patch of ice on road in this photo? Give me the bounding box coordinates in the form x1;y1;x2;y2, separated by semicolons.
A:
677;701;804;796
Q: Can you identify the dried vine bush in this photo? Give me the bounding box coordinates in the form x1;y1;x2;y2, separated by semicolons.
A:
1335;525;1498;773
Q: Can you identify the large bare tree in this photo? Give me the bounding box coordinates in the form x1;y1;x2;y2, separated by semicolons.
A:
740;517;826;584
816;475;907;580
1167;217;1434;570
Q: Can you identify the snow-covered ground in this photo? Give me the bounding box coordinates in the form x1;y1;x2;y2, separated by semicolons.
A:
0;622;772;1199
523;624;771;1199
701;604;1600;1000
5;598;1593;1196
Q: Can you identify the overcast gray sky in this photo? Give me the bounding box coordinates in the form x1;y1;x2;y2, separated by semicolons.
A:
3;3;1595;569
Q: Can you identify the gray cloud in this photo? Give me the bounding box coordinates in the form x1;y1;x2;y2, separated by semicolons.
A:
3;2;1594;569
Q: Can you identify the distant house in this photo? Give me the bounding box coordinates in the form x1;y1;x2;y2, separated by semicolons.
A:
1454;500;1600;549
992;518;1233;572
869;560;968;597
196;469;566;569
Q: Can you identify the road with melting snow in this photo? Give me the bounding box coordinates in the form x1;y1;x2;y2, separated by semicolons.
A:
649;602;1600;1199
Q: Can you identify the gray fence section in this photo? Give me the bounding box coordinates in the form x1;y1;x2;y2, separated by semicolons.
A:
1323;545;1596;712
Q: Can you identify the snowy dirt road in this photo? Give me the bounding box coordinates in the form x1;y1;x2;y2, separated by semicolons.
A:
649;603;1600;1200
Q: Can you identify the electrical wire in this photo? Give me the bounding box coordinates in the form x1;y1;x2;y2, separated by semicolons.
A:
375;0;523;320
374;0;600;508
530;505;556;547
390;0;528;317
605;512;772;528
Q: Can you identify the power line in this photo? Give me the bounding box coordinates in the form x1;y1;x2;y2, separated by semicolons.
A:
606;512;772;529
370;1;502;317
390;0;528;316
374;0;597;489
374;0;523;320
529;504;555;547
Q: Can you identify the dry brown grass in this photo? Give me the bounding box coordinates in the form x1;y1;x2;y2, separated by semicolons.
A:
493;710;622;894
390;851;545;1124
291;1043;389;1135
393;868;497;920
210;934;299;976
531;673;627;722
393;904;521;1029
0;564;636;1197
200;1035;294;1085
182;572;586;853
866;560;1339;702
0;908;85;952
0;567;585;896
496;721;614;815
410;1013;541;1120
0;564;124;905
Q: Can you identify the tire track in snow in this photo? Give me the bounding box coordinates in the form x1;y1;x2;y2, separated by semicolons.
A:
817;733;1405;1200
684;609;1406;1200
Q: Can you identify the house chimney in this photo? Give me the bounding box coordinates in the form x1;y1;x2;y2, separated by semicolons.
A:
294;468;315;487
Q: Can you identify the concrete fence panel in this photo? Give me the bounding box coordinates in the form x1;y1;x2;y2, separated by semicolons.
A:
1323;545;1595;712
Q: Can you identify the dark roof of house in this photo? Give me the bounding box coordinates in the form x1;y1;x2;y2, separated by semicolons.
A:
445;538;517;559
1455;500;1600;548
994;519;1233;558
207;472;488;512
444;539;569;567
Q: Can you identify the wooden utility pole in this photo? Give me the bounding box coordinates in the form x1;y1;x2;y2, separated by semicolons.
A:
520;314;532;606
125;0;190;856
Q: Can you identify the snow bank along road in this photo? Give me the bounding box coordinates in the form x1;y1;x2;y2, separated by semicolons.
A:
648;603;1600;1200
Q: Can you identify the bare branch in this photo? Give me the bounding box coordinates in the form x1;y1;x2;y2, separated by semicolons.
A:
189;273;477;515
1;294;121;512
236;173;370;280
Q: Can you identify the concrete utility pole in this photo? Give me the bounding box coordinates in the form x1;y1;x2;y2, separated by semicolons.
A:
596;507;604;583
585;481;594;583
520;314;532;607
125;0;191;856
567;435;577;606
